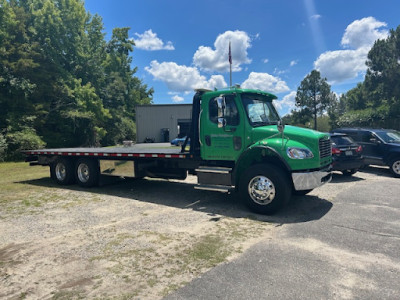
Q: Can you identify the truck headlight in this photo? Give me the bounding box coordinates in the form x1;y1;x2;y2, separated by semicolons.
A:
286;147;314;159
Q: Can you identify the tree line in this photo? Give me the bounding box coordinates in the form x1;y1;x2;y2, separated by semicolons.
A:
0;0;153;161
284;24;400;133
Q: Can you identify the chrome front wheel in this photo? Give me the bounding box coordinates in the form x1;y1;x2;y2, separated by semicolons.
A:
239;164;290;215
248;176;276;205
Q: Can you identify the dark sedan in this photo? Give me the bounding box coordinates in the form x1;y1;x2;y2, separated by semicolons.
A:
330;133;364;176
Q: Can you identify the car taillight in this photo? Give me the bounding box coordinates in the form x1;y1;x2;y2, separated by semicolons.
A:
356;145;362;152
332;147;341;155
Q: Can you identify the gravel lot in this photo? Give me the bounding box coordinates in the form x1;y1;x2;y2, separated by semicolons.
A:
0;165;394;299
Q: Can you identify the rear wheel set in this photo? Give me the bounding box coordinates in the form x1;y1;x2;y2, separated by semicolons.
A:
50;158;99;187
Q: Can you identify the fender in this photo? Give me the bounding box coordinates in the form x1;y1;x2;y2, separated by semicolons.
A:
233;145;291;185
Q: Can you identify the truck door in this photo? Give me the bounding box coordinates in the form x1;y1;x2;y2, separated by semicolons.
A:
200;94;244;161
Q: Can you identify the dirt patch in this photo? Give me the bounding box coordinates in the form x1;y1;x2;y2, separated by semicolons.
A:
0;165;392;299
0;171;275;299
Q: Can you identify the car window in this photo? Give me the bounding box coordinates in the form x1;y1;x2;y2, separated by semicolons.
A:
331;135;355;145
375;131;400;143
359;132;373;143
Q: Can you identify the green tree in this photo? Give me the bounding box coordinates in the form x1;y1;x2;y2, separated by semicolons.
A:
0;0;153;159
295;70;333;130
102;27;153;145
335;24;400;130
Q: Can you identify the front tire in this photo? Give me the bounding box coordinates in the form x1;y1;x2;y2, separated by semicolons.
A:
389;158;400;178
239;164;291;215
75;159;99;187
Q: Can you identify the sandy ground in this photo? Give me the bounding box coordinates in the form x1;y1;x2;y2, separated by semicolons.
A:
0;166;392;299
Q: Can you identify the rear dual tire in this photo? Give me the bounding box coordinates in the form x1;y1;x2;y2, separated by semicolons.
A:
75;158;99;187
50;158;99;187
50;158;75;185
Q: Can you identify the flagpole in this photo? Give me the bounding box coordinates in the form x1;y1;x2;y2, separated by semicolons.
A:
229;41;232;87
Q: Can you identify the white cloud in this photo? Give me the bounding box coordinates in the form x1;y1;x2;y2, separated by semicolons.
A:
290;60;298;67
193;30;252;72
341;17;388;49
310;14;321;20
314;17;389;83
133;29;174;51
263;58;269;64
241;72;290;94
273;91;296;115
172;95;184;103
145;60;227;92
315;47;369;83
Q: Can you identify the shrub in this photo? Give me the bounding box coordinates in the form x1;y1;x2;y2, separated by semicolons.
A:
5;129;46;161
0;133;7;162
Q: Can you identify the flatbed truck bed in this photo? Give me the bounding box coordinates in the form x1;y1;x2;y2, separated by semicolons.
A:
24;143;189;159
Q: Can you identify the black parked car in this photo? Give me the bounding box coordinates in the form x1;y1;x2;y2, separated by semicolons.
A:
331;128;400;178
330;133;364;176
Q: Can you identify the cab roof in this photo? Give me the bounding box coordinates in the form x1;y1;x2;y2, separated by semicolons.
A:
196;87;278;101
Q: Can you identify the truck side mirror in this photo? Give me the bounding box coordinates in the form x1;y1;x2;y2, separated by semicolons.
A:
218;117;227;128
216;96;226;128
277;120;285;133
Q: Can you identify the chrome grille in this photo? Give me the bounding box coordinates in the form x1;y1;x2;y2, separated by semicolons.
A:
319;137;331;158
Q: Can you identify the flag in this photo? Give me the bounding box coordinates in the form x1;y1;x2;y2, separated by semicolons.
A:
228;42;232;65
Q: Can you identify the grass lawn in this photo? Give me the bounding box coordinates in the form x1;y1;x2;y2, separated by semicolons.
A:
0;162;53;214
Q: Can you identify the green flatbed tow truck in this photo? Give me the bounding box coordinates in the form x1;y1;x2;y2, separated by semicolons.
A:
24;87;332;214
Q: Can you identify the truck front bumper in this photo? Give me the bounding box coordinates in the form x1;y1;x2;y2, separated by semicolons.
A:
292;165;332;191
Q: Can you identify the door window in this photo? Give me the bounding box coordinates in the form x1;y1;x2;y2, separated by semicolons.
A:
209;96;239;126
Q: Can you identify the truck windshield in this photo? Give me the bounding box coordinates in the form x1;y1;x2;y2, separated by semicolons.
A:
241;94;280;127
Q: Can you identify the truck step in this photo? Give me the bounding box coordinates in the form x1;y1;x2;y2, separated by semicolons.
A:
194;184;233;193
195;166;232;174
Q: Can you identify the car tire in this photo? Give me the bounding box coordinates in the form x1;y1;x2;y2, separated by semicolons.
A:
342;169;357;176
239;164;290;215
389;158;400;178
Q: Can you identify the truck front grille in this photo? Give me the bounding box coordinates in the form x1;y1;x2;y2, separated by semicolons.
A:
319;137;331;159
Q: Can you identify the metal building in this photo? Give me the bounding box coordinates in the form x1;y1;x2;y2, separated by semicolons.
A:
136;104;192;143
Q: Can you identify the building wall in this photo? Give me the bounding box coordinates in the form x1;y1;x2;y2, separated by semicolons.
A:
136;104;192;143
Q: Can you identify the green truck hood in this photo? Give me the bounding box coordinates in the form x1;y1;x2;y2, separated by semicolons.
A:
250;125;331;170
251;125;327;147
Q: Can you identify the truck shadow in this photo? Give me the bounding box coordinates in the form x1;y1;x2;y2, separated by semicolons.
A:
19;176;332;225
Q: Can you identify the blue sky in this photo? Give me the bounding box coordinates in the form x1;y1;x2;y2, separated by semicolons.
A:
84;0;400;115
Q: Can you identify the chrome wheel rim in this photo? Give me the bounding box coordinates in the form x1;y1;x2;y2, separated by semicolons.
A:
248;175;276;205
55;163;66;181
77;163;90;183
393;160;400;175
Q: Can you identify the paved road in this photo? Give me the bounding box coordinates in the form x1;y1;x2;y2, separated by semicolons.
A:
166;170;400;299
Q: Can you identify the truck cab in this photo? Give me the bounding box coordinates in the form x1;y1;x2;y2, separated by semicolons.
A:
189;87;332;214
